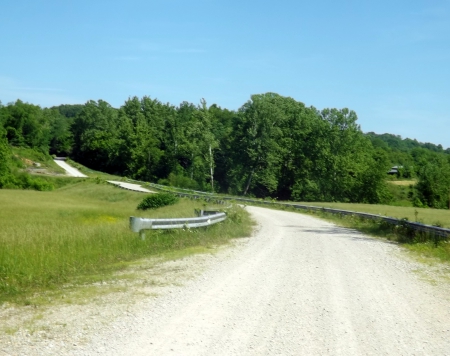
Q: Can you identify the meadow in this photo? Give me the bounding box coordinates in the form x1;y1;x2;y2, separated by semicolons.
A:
0;179;252;304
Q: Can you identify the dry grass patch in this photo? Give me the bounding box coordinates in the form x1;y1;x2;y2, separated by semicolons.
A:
387;180;417;186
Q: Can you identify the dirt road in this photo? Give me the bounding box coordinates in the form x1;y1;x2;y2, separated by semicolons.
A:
53;160;87;177
67;206;449;355
3;206;450;355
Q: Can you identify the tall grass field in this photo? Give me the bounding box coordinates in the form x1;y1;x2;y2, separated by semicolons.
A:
0;180;252;303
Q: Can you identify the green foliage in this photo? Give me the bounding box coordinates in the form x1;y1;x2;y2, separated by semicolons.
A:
137;193;179;210
0;128;13;187
3;172;54;191
158;173;200;190
1;100;51;150
2;93;449;208
415;158;450;209
52;104;84;118
366;132;450;208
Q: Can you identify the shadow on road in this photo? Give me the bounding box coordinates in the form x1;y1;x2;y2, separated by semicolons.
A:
281;225;381;243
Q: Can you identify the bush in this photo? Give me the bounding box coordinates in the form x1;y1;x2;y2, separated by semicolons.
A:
158;173;199;190
137;193;179;210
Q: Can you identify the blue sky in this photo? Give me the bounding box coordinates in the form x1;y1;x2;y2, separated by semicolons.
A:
1;0;449;148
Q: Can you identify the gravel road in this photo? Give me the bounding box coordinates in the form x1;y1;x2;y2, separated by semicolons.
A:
53;160;87;177
106;180;154;193
2;206;450;355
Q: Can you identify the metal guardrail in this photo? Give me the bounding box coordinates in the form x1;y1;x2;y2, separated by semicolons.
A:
235;199;450;239
286;204;450;239
129;212;227;239
123;178;450;240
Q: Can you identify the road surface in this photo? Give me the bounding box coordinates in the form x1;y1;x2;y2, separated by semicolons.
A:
107;180;154;193
2;206;449;355
53;159;87;177
72;206;450;355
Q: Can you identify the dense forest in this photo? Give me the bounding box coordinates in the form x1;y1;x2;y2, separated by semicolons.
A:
0;94;449;209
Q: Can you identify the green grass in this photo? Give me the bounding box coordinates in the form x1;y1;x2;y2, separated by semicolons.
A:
0;180;253;304
12;146;66;174
293;201;450;228
404;242;450;263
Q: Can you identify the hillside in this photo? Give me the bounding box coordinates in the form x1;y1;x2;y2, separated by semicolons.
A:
1;95;449;208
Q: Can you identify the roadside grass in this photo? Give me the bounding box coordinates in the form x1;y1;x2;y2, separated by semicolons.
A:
294;202;450;228
11;147;66;174
284;206;450;263
237;198;450;263
0;181;253;305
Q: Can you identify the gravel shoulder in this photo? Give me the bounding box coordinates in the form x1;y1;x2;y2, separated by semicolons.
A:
2;206;450;355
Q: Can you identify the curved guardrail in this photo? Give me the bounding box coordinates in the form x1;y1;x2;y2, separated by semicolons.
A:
129;212;227;239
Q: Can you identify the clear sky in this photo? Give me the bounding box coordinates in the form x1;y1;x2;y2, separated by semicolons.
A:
1;0;449;148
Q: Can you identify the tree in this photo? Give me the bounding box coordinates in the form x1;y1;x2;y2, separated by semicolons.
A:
0;127;12;187
71;100;119;171
416;156;450;209
46;108;73;155
232;93;287;196
2;100;51;151
194;99;218;191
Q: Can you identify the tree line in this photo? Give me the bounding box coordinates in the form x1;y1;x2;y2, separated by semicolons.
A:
0;93;449;208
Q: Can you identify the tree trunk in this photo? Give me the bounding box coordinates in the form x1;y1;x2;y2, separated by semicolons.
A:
209;144;214;192
191;152;194;180
243;168;255;196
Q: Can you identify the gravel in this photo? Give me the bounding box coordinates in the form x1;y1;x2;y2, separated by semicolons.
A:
2;206;450;355
53;160;87;178
106;181;154;193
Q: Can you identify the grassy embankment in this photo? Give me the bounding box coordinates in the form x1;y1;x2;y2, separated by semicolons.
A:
297;201;449;228
289;201;450;262
0;179;252;305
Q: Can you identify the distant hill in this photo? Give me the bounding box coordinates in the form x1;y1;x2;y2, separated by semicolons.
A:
365;132;450;154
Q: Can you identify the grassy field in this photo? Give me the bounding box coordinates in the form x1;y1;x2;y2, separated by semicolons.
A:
388;180;417;186
0;179;252;304
294;202;450;228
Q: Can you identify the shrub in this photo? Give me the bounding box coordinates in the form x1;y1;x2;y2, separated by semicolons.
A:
137;193;179;210
158;173;199;190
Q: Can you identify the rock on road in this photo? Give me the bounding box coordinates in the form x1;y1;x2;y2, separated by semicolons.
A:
7;206;449;355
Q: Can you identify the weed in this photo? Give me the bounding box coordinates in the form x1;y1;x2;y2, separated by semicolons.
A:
0;182;252;304
137;193;179;210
